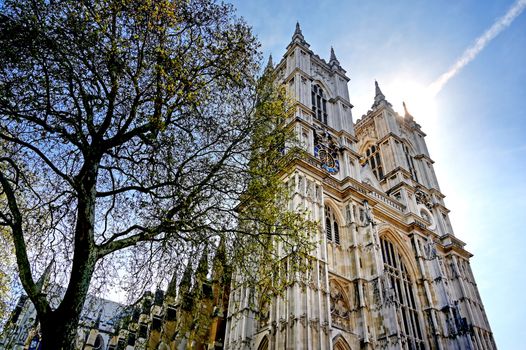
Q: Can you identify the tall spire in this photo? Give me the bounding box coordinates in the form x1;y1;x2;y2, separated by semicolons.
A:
166;264;179;298
374;80;385;101
288;21;309;48
294;22;303;38
372;80;392;109
179;260;193;295
195;247;209;282
36;259;54;294
329;46;340;67
212;237;227;271
265;54;274;71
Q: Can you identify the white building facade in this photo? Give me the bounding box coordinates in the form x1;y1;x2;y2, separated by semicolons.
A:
224;24;496;350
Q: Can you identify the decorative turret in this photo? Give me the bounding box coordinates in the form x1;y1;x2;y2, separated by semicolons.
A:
153;289;164;306
265;54;274;71
194;246;213;302
140;291;153;314
179;261;193;297
195;247;209;283
371;80;392;109
35;259;54;295
165;266;179;300
212;238;227;277
293;22;303;40
206;238;231;349
288;21;309;48
329;46;340;67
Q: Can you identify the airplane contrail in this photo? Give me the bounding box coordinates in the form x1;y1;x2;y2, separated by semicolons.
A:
428;0;526;96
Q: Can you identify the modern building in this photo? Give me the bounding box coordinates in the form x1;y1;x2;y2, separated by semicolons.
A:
224;23;496;350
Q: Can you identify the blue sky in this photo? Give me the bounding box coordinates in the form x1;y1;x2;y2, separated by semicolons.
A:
230;1;526;348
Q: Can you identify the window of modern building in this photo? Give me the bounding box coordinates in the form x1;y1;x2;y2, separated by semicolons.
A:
312;84;328;124
365;145;384;180
325;205;340;244
380;238;424;349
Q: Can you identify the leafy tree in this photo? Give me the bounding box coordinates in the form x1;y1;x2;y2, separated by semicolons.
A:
0;224;15;328
0;0;314;348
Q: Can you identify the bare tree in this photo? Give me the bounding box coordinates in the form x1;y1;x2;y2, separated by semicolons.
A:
0;0;314;348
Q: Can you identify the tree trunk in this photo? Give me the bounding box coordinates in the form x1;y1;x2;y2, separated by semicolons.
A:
37;256;96;349
37;163;99;350
39;310;82;350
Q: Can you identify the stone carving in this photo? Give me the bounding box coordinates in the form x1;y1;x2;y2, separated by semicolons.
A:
309;318;319;330
415;190;433;210
424;239;437;260
329;280;351;330
313;125;341;149
359;208;365;225
450;261;460;278
299;313;307;327
345;204;353;224
312;63;328;82
298;175;304;195
279;317;287;332
438;258;447;277
381;275;395;305
373;279;382;305
362;123;377;140
363;200;376;226
258;300;270;329
321;321;330;334
306;180;313;199
323;177;339;188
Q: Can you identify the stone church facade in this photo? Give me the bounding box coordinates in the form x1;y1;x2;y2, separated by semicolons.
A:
224;24;496;350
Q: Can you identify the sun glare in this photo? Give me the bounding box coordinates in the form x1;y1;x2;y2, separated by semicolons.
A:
389;80;438;123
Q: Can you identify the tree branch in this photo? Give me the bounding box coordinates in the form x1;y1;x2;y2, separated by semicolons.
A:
0;158;51;316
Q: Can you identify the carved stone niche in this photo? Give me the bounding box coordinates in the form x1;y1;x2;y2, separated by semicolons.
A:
257;299;270;330
329;279;351;331
415;190;432;210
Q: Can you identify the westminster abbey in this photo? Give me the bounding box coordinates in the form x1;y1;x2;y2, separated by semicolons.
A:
224;24;496;350
1;24;495;350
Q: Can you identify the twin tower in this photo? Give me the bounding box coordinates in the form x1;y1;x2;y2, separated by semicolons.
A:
224;23;496;350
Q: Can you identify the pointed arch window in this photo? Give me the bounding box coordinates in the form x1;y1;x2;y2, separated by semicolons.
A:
381;238;424;349
325;205;340;244
312;84;328;124
404;144;418;181
365;145;384;180
93;335;104;350
257;336;269;350
333;337;352;350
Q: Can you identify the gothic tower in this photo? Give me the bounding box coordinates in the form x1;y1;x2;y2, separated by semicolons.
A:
224;24;496;350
